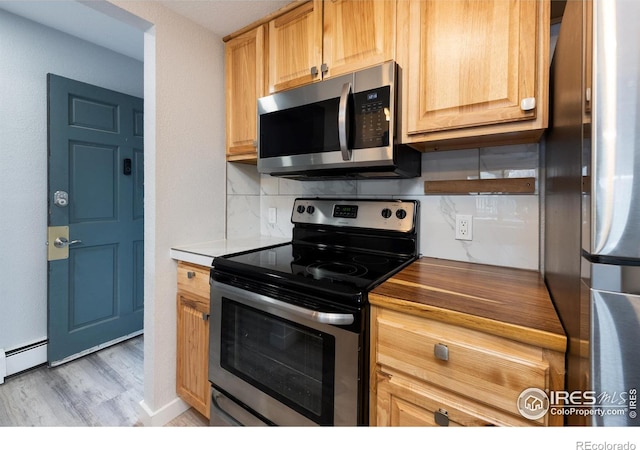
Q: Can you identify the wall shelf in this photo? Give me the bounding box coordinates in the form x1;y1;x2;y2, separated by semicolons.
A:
424;177;536;195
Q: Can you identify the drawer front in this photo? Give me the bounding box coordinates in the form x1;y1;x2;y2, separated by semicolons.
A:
373;307;550;422
375;369;534;427
177;262;211;299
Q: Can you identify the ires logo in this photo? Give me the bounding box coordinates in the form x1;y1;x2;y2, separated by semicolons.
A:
517;388;549;420
517;388;638;420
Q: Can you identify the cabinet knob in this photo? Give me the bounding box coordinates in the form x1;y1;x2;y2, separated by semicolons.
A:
321;63;328;74
202;313;210;321
520;97;536;111
187;271;196;279
434;343;449;361
434;408;449;427
310;66;319;77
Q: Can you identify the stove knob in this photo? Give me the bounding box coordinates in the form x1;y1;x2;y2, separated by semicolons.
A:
381;208;392;219
396;209;407;220
307;205;315;214
297;205;306;214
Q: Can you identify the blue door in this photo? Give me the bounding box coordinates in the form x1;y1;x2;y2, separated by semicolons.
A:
47;74;144;365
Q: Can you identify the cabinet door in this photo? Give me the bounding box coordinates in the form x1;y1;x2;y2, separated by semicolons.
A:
322;0;396;79
401;0;541;135
268;0;323;93
373;306;552;422
374;370;531;427
225;26;265;161
176;292;210;419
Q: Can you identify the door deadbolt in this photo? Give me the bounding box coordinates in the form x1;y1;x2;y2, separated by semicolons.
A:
54;190;69;207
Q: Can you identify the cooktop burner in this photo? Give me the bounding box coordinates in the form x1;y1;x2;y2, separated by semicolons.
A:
306;261;368;278
352;255;390;265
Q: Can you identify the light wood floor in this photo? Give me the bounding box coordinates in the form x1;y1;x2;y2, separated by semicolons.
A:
0;335;208;427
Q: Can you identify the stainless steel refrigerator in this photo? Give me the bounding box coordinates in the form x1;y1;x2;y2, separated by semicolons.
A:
545;0;640;426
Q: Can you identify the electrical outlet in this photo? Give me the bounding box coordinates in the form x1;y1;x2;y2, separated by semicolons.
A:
268;207;277;224
455;214;473;241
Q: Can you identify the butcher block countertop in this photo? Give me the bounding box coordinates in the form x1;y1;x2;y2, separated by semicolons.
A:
369;257;566;353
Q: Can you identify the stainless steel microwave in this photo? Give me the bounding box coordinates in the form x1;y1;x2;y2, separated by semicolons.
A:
257;61;421;180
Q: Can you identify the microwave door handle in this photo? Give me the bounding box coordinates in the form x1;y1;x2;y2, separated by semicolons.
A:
338;82;352;161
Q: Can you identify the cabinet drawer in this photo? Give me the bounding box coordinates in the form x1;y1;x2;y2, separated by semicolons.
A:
373;307;550;421
375;369;533;427
177;262;211;300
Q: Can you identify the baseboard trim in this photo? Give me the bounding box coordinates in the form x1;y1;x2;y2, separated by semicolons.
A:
138;397;191;426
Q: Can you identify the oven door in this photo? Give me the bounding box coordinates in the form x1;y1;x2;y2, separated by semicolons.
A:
209;280;362;426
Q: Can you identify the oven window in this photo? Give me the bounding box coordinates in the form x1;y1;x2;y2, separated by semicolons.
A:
220;298;336;425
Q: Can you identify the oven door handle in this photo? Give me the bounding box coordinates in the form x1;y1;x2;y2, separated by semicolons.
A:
212;281;355;326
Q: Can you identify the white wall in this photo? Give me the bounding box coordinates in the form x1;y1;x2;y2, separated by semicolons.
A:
1;1;227;426
228;143;541;271
110;1;227;425
0;8;143;353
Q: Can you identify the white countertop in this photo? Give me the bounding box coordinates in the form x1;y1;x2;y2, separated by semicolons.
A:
170;236;290;267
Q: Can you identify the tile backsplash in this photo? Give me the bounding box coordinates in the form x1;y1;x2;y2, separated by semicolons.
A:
226;143;540;270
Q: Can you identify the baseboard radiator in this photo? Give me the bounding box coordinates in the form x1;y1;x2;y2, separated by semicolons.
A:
0;340;47;384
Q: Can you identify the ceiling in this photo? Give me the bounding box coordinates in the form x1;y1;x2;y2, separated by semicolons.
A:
159;0;291;36
0;0;292;61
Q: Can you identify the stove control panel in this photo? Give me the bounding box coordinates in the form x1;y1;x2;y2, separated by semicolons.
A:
291;198;418;233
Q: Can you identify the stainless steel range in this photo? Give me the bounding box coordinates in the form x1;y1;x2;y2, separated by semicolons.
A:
208;198;419;426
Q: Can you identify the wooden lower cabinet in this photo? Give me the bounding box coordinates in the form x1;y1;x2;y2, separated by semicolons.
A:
176;262;211;419
370;304;565;427
375;368;532;427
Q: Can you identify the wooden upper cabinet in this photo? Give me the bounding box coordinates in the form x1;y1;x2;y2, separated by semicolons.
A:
225;25;265;161
268;0;396;93
322;0;397;79
268;0;323;93
397;0;550;149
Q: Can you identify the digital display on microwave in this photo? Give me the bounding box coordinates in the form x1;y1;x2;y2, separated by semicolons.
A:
333;205;358;219
353;86;391;149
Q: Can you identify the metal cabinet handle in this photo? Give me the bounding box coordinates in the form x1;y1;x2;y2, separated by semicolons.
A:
321;63;328;74
202;313;210;321
434;408;449;426
187;271;196;279
434;343;449;361
310;66;319;77
53;237;82;248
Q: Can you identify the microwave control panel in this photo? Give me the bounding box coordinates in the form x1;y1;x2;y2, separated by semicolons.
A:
352;86;391;149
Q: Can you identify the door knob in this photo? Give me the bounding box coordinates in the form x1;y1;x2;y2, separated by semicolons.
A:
54;237;82;248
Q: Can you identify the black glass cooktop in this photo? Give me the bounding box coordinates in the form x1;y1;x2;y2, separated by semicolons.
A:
214;242;413;294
